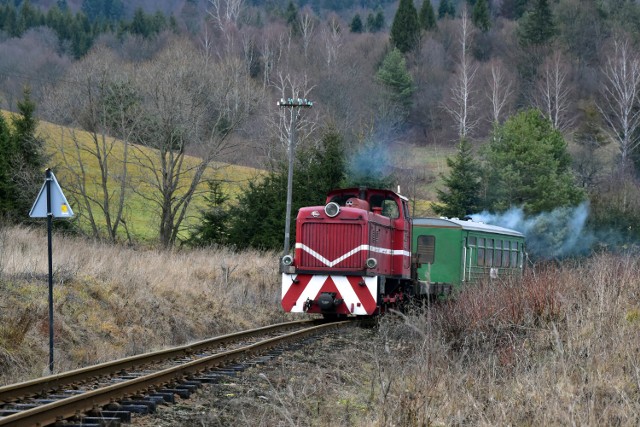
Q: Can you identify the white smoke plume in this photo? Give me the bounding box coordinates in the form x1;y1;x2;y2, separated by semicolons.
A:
471;202;593;260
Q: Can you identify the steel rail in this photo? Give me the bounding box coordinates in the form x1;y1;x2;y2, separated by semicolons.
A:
0;320;349;427
0;319;318;404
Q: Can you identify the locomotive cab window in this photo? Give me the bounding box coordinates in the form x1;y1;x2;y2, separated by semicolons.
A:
416;235;435;264
330;194;357;206
370;195;400;218
382;199;399;218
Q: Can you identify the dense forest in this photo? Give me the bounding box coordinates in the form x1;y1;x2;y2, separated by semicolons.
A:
1;0;640;251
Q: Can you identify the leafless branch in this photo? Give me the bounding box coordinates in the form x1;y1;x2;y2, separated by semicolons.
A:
533;51;574;132
443;7;479;139
597;37;640;170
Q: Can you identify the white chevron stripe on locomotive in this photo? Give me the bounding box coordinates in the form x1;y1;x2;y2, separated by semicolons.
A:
295;243;410;267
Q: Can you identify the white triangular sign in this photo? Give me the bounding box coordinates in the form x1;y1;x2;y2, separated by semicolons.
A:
29;170;74;218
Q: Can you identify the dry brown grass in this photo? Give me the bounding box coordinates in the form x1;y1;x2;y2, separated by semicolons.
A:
2;225;639;426
141;254;640;426
370;254;640;426
0;225;287;384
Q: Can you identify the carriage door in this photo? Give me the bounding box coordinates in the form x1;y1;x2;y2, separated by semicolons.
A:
465;236;477;282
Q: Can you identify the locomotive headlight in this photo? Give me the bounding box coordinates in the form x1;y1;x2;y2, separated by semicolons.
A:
366;257;378;269
282;255;294;266
324;202;340;217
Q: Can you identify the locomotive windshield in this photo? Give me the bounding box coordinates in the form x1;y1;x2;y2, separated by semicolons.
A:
329;194;358;206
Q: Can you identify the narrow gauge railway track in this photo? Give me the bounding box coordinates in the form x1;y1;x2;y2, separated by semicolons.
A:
0;319;352;426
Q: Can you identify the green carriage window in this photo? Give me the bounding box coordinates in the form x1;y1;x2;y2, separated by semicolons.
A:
518;242;524;267
468;236;477;246
503;240;510;267
417;235;435;264
495;240;502;267
477;238;485;266
486;239;494;266
511;241;517;267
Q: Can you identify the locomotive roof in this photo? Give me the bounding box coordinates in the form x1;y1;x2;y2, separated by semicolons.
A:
327;187;408;201
413;217;524;238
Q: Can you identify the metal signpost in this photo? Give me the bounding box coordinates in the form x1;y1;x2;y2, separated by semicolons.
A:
29;168;74;373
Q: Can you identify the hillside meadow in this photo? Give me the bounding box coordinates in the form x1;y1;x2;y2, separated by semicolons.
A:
35;117;265;242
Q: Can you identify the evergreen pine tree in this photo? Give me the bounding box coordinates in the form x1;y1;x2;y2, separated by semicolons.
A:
350;14;363;33
8;88;45;219
185;181;230;247
483;109;584;214
434;138;482;218
419;0;437;31
0;114;17;218
517;0;556;47
284;1;299;35
367;9;385;32
374;9;385;31
390;0;420;53
130;8;150;37
376;48;415;110
472;0;491;32
57;0;69;11
438;0;455;19
12;87;40;170
366;12;376;31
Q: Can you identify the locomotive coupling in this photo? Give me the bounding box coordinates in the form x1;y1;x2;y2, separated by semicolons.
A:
317;292;343;312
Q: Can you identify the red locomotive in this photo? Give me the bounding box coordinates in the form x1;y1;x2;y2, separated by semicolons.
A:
281;187;412;316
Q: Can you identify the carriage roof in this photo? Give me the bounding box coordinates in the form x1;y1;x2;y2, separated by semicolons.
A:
413;217;524;238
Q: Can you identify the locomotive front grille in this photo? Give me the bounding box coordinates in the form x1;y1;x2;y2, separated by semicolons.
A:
299;222;364;269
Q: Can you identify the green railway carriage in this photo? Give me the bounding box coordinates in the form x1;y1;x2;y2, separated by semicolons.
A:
412;218;525;296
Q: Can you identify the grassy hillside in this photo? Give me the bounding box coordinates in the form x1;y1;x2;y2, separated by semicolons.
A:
37;119;265;242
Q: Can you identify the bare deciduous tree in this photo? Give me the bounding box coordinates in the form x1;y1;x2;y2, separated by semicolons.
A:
534;51;574;132
299;8;316;60
260;26;288;90
42;47;137;242
323;15;342;70
131;38;260;247
207;0;244;32
598;37;640;171
486;59;513;125
443;8;479;139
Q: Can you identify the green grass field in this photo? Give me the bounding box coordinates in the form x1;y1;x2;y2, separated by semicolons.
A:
37;119;265;242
